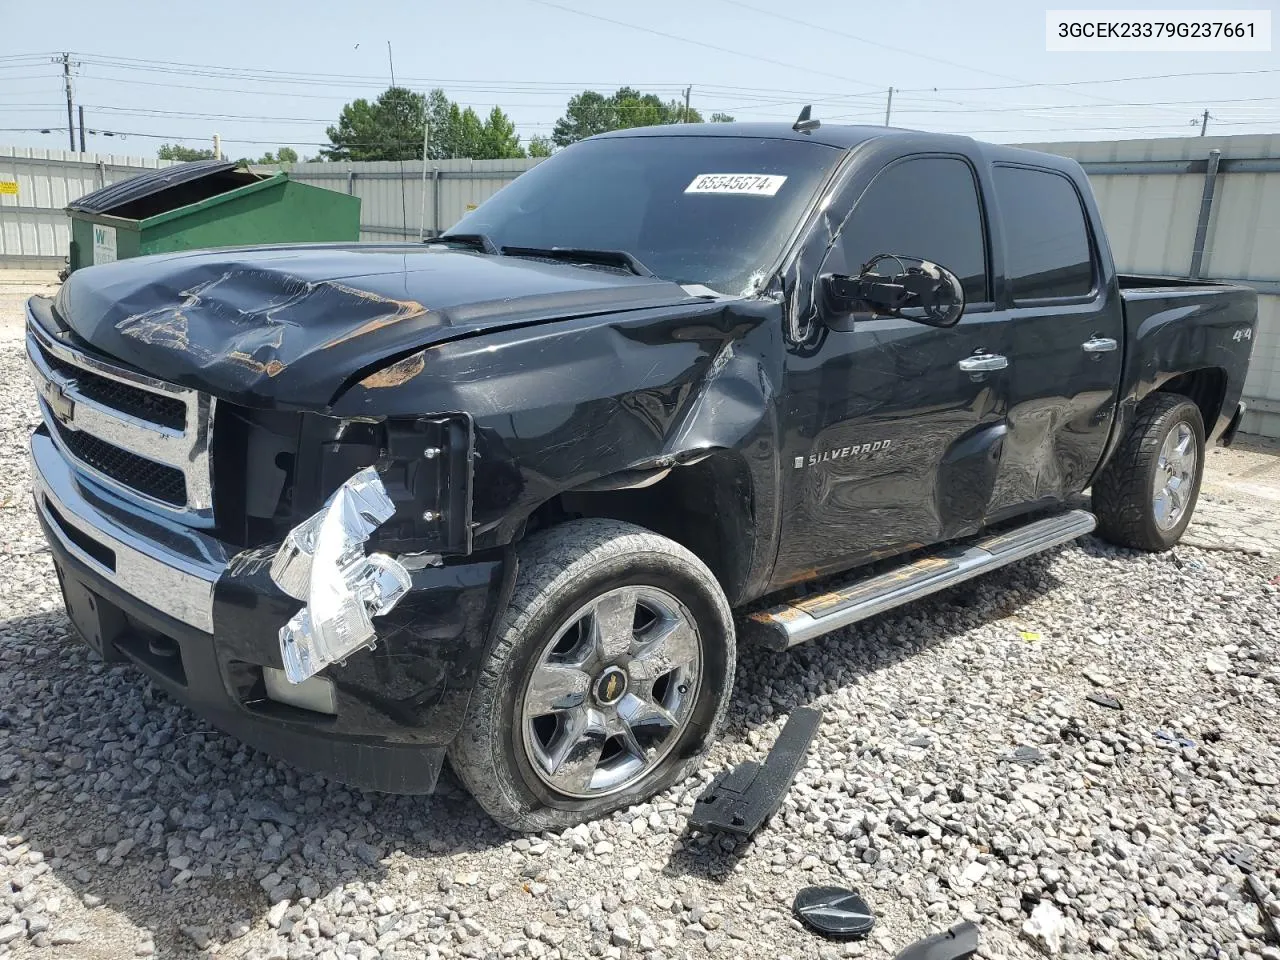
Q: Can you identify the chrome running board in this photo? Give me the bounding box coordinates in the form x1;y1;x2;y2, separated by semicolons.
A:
746;510;1096;650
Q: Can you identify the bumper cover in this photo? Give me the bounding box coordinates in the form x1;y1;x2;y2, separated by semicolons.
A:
30;427;512;794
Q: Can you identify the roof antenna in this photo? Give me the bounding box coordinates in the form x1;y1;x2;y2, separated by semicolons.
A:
793;104;821;134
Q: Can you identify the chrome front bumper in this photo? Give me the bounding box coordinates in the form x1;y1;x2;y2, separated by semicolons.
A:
30;429;229;633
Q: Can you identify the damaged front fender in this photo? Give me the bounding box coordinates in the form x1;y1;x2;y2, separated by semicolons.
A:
269;467;412;683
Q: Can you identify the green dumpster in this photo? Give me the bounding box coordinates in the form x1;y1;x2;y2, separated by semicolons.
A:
65;159;360;273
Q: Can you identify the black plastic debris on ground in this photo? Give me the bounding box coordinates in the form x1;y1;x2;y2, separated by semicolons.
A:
792;886;875;940
1085;692;1123;710
1153;729;1196;750
1004;745;1047;765
1224;847;1257;872
892;921;981;960
688;707;822;837
1223;845;1280;945
1245;875;1280;944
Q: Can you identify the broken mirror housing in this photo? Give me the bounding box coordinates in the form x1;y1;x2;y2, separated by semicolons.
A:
270;466;412;684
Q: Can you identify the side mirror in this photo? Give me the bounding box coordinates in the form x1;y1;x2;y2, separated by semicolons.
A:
822;255;966;328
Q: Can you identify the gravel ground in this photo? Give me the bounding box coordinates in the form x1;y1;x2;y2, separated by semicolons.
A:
2;283;1280;960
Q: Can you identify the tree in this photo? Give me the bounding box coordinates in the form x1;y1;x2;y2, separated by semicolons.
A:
526;135;554;158
551;87;704;147
255;147;299;164
158;143;215;162
479;107;524;160
325;87;526;161
709;113;735;123
323;87;425;161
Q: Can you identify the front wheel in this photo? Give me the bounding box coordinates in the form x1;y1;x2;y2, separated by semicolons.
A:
1093;393;1206;551
448;519;735;831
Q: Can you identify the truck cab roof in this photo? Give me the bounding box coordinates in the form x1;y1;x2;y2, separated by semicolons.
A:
590;121;1085;177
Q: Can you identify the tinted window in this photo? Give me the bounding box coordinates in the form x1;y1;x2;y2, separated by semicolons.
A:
840;157;988;303
994;166;1094;300
448;136;842;295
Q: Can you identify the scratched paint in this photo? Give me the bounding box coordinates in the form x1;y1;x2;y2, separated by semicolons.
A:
53;246;695;409
359;352;426;389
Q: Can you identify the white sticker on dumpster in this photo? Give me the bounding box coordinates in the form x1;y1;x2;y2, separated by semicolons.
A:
685;173;787;196
92;225;117;265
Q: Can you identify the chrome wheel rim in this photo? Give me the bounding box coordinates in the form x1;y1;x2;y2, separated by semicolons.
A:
1152;421;1198;531
519;585;702;799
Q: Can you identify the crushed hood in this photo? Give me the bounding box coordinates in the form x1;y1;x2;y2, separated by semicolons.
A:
53;244;698;409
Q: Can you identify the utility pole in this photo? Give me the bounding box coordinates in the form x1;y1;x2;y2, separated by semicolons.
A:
387;41;408;234
418;120;431;241
1200;109;1210;136
213;134;221;159
78;105;86;153
60;53;75;151
683;86;692;123
885;87;894;126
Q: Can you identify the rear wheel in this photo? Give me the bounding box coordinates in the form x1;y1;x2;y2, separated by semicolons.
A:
1093;394;1205;551
448;519;735;831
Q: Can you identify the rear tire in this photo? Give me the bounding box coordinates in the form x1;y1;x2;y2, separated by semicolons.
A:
448;519;735;832
1093;394;1205;551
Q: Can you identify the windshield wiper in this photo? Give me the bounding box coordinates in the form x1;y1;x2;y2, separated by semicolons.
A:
499;246;654;278
425;232;500;254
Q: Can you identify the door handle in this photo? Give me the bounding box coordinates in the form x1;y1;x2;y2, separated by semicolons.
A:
957;354;1008;373
1082;337;1118;354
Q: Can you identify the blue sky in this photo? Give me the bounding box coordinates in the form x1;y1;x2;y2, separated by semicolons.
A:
2;0;1278;158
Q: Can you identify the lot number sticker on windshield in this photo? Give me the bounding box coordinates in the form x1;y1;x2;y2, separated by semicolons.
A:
685;173;787;196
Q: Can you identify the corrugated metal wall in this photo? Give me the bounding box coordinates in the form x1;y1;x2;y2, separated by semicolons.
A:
0;148;173;268
277;158;542;241
1018;134;1280;438
3;136;1277;437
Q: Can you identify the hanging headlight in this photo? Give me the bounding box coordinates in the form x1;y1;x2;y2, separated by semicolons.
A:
269;466;412;683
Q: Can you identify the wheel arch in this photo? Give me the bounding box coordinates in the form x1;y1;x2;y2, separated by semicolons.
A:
522;449;758;607
1156;367;1228;439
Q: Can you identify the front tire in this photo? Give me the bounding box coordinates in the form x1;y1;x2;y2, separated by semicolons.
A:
448;519;735;832
1093;394;1206;551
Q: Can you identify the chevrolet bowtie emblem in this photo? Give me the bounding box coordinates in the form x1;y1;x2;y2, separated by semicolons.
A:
42;379;75;424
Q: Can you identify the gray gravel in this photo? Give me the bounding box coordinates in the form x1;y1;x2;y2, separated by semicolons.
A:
2;317;1280;958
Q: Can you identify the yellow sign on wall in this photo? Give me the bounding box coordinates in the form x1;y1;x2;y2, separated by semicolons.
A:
0;181;18;196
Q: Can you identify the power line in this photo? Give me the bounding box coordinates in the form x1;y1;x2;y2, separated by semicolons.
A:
523;0;884;91
899;67;1280;94
717;0;1026;86
29;52;1280;107
716;0;1204;124
75;54;691;94
13;113;1280;146
827;94;1280;119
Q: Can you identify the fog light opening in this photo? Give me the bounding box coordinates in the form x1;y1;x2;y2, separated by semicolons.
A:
263;666;338;716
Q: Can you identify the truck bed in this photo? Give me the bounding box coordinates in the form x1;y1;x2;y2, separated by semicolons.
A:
1116;276;1256;443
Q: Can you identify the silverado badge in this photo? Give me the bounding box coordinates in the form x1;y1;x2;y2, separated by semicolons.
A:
795;440;892;468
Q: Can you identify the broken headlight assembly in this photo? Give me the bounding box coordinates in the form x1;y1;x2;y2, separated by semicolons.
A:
269;467;412;684
269;414;474;684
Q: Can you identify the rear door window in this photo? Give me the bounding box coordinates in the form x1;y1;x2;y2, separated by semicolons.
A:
993;166;1095;301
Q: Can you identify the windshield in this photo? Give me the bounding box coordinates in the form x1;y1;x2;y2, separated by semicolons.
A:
448;135;842;295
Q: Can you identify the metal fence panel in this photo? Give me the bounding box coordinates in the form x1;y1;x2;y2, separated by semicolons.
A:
0;148;172;268
1021;134;1280;438
4;136;1279;436
276;158;542;241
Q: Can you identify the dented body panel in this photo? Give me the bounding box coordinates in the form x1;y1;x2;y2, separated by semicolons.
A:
26;124;1257;795
53;244;700;409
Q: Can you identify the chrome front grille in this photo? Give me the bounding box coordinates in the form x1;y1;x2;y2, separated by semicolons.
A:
26;304;216;526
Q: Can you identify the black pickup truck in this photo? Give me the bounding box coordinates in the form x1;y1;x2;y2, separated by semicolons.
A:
27;121;1256;830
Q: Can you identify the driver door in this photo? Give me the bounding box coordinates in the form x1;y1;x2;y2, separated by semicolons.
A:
772;154;1012;587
